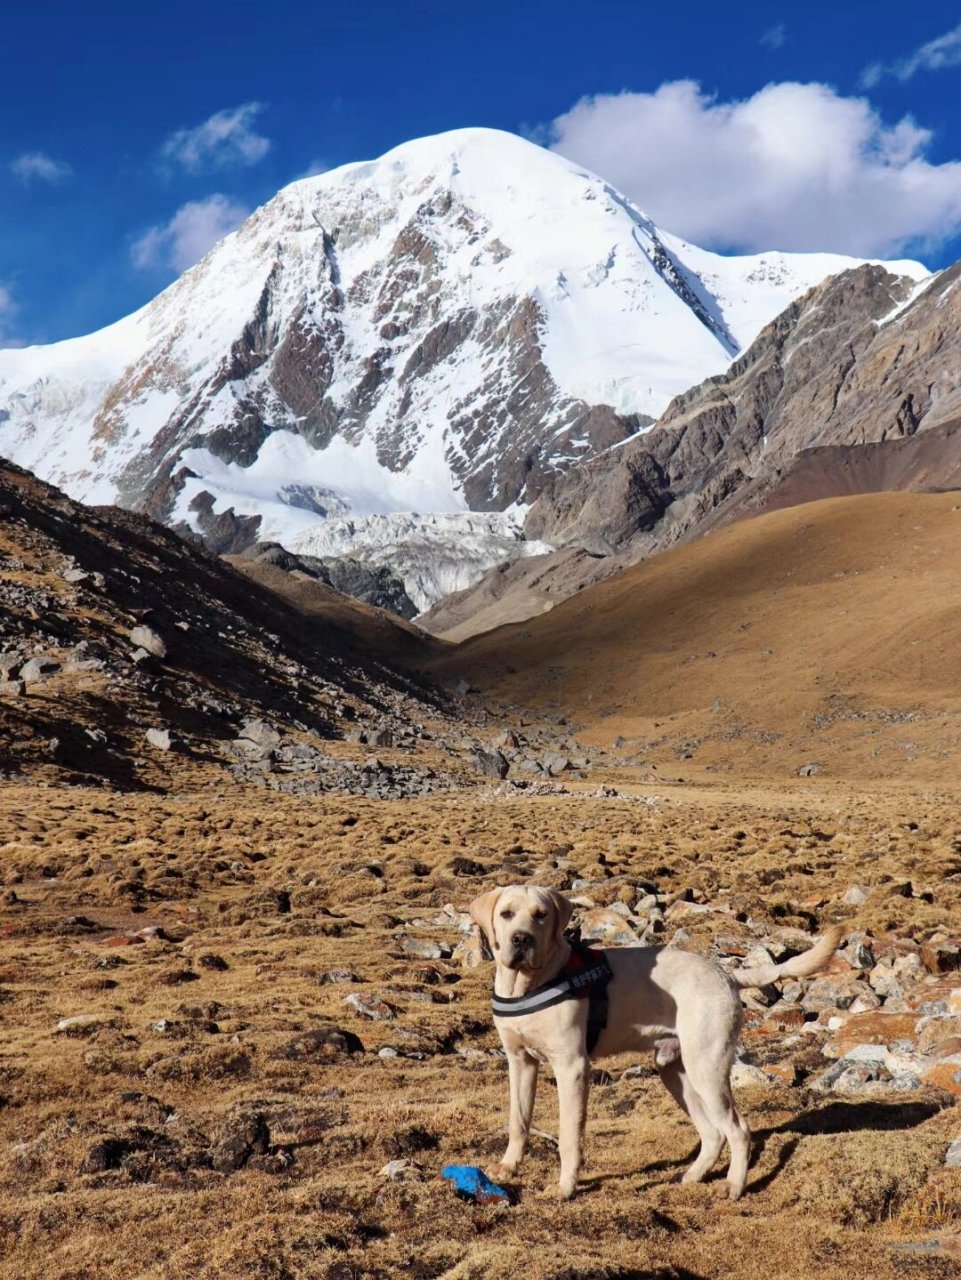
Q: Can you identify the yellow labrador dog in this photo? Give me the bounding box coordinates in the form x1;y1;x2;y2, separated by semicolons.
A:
469;884;842;1201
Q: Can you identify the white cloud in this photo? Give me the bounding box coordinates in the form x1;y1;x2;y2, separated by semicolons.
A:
160;103;270;172
549;80;961;257
11;151;72;183
0;283;22;346
760;23;786;50
861;23;961;87
131;194;250;273
299;159;328;179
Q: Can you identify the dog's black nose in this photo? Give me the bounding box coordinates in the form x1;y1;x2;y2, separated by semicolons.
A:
511;931;534;950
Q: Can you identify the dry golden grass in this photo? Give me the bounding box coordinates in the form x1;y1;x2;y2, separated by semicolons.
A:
428;491;961;784
1;775;959;1279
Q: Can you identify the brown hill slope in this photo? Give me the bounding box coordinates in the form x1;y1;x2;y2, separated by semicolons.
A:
225;554;443;663
0;460;448;789
430;491;961;780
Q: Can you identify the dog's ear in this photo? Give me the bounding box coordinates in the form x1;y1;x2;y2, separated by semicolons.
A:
468;887;503;952
547;889;574;945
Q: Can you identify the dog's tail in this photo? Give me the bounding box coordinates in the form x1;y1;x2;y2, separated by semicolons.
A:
731;924;844;990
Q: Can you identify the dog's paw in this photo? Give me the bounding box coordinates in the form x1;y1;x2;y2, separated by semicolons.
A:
489;1162;518;1183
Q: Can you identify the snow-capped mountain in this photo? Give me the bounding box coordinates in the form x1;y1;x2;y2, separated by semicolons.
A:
0;127;928;608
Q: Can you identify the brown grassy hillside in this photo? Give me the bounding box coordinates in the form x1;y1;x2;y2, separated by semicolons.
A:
430;491;961;781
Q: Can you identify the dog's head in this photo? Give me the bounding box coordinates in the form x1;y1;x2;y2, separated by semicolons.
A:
468;885;573;974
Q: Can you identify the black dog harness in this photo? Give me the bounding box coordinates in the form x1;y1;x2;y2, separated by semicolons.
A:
491;942;613;1054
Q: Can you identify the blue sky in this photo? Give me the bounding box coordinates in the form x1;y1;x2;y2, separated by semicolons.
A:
4;0;961;346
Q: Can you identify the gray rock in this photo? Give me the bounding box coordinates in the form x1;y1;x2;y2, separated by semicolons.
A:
145;728;173;751
798;763;821;778
399;938;451;960
239;718;282;749
945;1137;961;1167
20;657;61;683
0;679;26;697
470;748;509;779
0;653;23;678
344;992;394;1021
129;625;167;658
541;751;571;776
55;1014;102;1035
842;885;871;907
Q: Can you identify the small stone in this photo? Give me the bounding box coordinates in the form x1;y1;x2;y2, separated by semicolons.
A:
842;885;870;907
921;941;961;975
400;938;451;960
578;908;641;947
145;728;173;751
798;763;820;777
0;679;26;697
344;992;394;1021
55;1014;102;1035
20;657;61;683
129;625;167;659
279;1027;364;1059
379;1157;416;1179
319;969;360;985
841;1043;888;1064
378;1047;400;1059
945;1137;961;1167
730;1061;775;1089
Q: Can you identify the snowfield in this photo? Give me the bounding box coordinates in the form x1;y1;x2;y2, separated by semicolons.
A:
0;127;929;608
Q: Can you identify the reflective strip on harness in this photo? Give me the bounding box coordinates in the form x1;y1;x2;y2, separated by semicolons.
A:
491;946;613;1053
492;961;611;1018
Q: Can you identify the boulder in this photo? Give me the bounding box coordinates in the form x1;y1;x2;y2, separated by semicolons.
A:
129;625;167;658
470;748;509;780
20;657;61;683
239;718;282;749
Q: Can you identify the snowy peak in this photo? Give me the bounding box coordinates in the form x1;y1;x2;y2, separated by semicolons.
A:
0;128;929;595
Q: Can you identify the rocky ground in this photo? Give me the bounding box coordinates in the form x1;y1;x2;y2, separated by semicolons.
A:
2;775;960;1280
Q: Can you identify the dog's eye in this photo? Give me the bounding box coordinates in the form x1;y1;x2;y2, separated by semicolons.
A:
499;909;515;920
531;910;548;922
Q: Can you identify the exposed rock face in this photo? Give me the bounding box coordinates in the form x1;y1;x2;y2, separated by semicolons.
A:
240;542;418;619
0;129;923;593
527;263;951;553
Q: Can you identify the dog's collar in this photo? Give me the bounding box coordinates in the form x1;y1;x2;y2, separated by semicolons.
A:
492;942;612;1019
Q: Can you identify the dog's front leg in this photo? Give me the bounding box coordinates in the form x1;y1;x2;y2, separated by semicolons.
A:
552;1052;589;1199
497;1047;539;1178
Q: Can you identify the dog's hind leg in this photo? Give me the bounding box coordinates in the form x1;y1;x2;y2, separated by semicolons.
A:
657;1059;724;1184
681;1055;752;1200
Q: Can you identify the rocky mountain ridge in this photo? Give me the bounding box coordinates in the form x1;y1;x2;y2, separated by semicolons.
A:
428;259;961;637
0;129;925;610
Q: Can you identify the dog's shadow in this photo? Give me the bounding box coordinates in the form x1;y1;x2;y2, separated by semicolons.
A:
749;1098;943;1192
601;1097;944;1195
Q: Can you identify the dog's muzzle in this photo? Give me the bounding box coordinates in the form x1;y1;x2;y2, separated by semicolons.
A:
506;930;536;969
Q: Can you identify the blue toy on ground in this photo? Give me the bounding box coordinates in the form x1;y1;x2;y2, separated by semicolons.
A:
441;1164;512;1204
